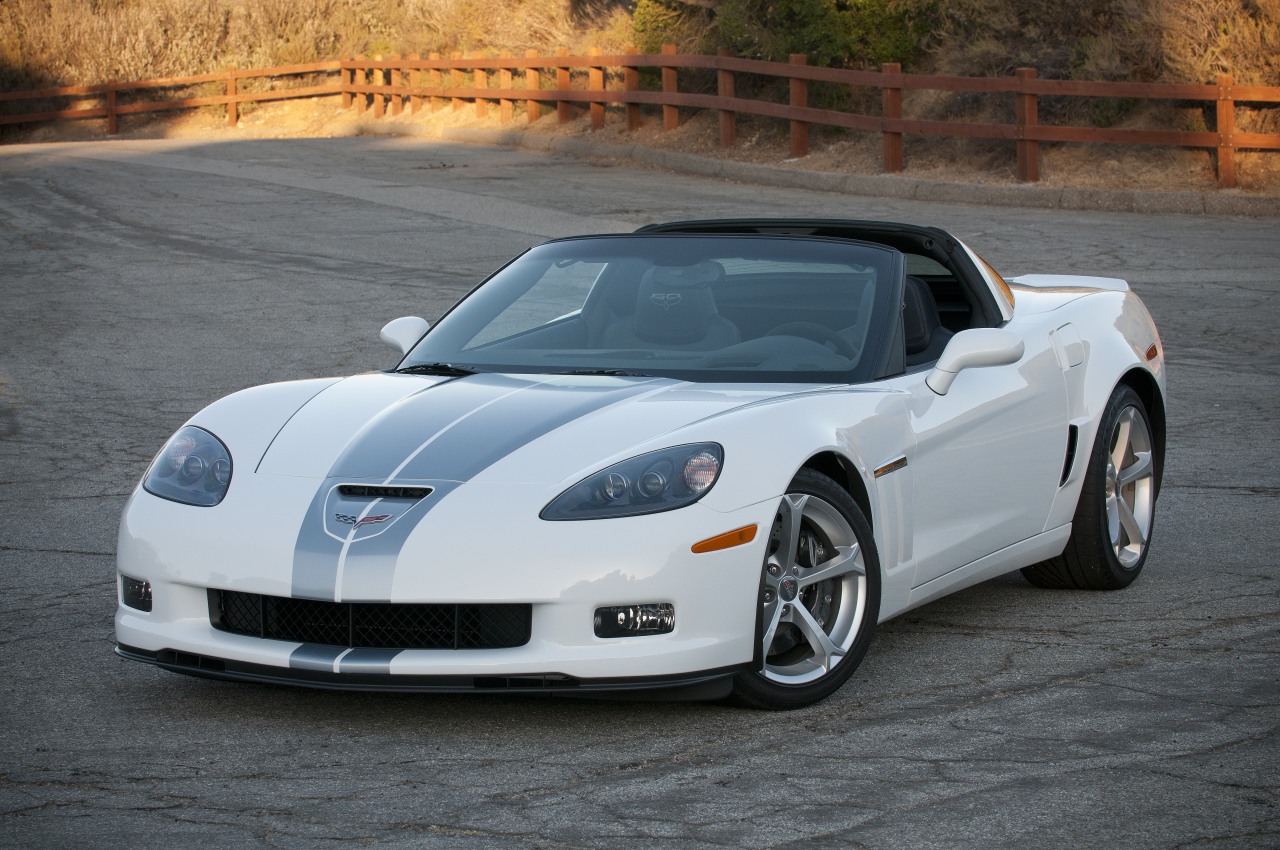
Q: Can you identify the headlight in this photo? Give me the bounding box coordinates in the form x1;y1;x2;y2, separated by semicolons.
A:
143;426;233;507
541;443;722;521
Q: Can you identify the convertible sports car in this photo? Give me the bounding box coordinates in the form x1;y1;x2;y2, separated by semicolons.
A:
115;219;1165;709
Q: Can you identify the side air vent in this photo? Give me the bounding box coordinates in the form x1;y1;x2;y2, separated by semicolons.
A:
1061;425;1079;486
337;484;432;500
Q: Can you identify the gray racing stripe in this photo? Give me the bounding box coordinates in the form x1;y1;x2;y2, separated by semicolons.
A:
393;379;659;482
289;644;345;672
291;485;347;601
337;648;402;674
331;373;538;479
333;482;459;603
293;375;670;602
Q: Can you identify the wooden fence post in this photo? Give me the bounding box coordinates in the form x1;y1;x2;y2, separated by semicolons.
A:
341;56;353;109
476;61;489;118
718;47;736;148
499;52;513;123
789;54;808;158
526;49;541;122
624;47;641;131
355;56;367;114
428;53;442;112
557;48;572;125
1216;73;1237;188
106;82;118;135
881;62;903;172
662;44;678;131
389;54;402;116
589;47;604;130
409;54;422;114
373;55;385;118
451;54;463;112
226;66;238;128
1015;67;1039;182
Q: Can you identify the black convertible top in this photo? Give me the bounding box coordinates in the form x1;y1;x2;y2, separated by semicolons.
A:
636;219;1004;329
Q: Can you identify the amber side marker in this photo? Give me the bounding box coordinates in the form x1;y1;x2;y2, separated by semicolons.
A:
1145;344;1159;361
874;456;909;478
691;525;758;554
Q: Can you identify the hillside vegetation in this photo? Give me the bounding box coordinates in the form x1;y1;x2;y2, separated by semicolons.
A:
1;0;1276;168
2;0;1275;90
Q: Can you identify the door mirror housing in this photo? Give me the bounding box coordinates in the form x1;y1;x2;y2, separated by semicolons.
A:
379;316;431;355
927;328;1025;395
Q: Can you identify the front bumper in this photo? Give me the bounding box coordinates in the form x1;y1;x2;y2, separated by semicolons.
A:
116;483;779;686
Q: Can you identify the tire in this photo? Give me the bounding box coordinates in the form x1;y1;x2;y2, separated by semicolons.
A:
1023;384;1158;590
730;469;880;710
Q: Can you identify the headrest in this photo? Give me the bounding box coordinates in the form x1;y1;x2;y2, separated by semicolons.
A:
902;275;940;355
632;262;726;344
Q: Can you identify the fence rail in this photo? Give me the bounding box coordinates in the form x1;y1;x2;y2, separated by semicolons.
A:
4;49;1277;188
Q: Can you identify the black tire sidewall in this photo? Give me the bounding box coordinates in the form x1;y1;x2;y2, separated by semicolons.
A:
1079;385;1157;586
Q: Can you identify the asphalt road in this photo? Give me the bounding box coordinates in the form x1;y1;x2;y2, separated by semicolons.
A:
0;137;1276;849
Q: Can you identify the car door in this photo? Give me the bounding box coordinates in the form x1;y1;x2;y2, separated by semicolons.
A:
889;327;1070;588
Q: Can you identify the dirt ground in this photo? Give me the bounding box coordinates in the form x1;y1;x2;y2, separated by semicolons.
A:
8;93;1278;195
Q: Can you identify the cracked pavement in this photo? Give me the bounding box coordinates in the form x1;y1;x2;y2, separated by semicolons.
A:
0;137;1276;849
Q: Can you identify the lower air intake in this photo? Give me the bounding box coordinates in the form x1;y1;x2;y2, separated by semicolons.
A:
210;590;531;650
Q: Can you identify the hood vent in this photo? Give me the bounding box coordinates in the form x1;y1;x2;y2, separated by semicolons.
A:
337;484;432;500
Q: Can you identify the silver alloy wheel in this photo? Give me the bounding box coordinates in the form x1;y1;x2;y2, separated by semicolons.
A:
1106;405;1156;569
760;493;868;685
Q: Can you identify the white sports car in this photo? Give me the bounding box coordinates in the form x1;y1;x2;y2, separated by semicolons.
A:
115;219;1165;709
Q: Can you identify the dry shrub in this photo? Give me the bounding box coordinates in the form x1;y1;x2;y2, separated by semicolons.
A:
923;0;1278;87
922;0;1159;80
915;0;1278;133
1;0;234;87
0;0;634;91
404;0;632;55
1149;0;1279;85
1145;0;1280;132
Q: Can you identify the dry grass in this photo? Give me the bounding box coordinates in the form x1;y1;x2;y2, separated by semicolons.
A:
1;0;1274;188
0;0;633;90
4;0;1276;91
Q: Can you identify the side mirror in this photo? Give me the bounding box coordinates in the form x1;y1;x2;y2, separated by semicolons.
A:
926;328;1025;395
379;316;431;355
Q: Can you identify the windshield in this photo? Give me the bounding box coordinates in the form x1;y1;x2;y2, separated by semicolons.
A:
403;234;905;383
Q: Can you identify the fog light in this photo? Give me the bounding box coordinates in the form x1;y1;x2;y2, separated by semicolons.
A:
594;603;674;638
121;574;152;612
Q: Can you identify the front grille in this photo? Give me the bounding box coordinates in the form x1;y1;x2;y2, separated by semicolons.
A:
209;590;531;650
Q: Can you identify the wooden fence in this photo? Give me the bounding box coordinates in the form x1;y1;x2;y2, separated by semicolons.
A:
4;48;1278;189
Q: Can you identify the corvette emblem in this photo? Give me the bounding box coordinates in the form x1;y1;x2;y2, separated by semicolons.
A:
335;513;392;529
649;293;682;310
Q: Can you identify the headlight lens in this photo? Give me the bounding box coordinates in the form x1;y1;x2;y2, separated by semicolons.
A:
143;426;233;506
541;443;722;520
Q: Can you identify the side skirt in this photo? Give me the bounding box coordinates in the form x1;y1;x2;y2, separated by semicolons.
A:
893;525;1073;617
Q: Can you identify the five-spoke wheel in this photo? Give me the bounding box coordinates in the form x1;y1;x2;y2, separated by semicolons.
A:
732;469;880;709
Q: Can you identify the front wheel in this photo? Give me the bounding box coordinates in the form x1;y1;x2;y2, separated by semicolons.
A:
1023;384;1158;590
731;469;880;710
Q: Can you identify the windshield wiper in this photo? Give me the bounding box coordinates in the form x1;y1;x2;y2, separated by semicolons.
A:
559;368;656;377
395;362;479;377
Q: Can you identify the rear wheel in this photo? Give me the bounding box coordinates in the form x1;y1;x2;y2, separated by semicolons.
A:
1023;384;1158;590
731;469;880;710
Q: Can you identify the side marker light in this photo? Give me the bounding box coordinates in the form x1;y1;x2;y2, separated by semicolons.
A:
691;524;758;554
1145;344;1159;362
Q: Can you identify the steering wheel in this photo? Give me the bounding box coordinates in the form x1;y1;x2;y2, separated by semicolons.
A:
764;322;859;359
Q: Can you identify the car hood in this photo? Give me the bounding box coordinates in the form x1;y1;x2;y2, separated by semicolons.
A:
253;371;824;486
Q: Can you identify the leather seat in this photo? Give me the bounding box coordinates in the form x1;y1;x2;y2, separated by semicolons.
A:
903;275;953;367
600;262;740;350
